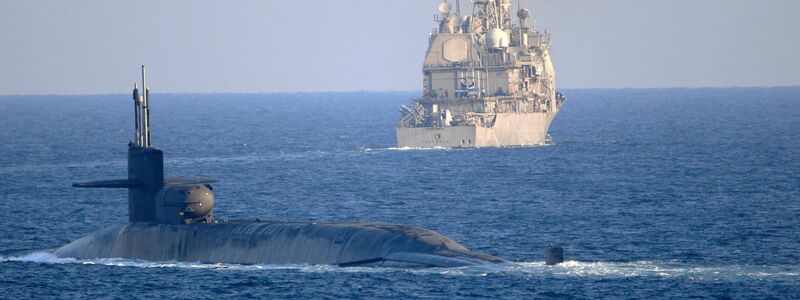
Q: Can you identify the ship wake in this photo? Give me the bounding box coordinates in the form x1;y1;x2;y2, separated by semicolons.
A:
3;252;798;280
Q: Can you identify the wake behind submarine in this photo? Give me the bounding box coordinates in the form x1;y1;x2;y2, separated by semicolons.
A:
54;66;515;268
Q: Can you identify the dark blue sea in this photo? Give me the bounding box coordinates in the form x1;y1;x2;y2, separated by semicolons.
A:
1;88;798;299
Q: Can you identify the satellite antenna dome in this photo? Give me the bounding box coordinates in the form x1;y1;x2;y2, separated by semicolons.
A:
438;1;452;15
486;28;510;49
449;15;460;26
517;8;531;20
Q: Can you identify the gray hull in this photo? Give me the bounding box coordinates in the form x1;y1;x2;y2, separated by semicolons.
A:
397;112;556;148
396;1;566;149
54;221;504;268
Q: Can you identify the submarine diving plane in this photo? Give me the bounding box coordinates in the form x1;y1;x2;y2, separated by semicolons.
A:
54;66;509;268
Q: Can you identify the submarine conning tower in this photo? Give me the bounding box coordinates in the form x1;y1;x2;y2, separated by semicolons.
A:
129;65;163;223
74;66;215;224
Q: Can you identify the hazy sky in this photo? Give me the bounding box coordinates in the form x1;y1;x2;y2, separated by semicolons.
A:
1;0;798;95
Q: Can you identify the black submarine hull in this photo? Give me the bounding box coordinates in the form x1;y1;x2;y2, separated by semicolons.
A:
54;221;505;268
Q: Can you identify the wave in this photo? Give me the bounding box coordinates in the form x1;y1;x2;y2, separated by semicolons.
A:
3;252;798;280
509;261;800;279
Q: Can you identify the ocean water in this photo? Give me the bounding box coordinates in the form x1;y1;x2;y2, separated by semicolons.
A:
0;88;798;298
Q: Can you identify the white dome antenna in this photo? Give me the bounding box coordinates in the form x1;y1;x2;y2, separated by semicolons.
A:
438;0;452;16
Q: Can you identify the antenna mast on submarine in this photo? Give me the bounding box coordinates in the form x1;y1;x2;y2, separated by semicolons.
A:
132;65;151;147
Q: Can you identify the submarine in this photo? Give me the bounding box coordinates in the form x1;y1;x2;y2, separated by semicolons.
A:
53;66;508;268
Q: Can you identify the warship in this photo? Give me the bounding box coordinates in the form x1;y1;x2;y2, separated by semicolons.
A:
397;0;566;148
53;66;510;268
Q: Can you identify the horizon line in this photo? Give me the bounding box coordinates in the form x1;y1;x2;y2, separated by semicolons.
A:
1;85;799;97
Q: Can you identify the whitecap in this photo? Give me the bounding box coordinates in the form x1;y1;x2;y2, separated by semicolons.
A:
1;251;78;264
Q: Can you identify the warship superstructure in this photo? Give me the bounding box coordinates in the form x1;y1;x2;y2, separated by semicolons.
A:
397;0;566;148
54;66;507;268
